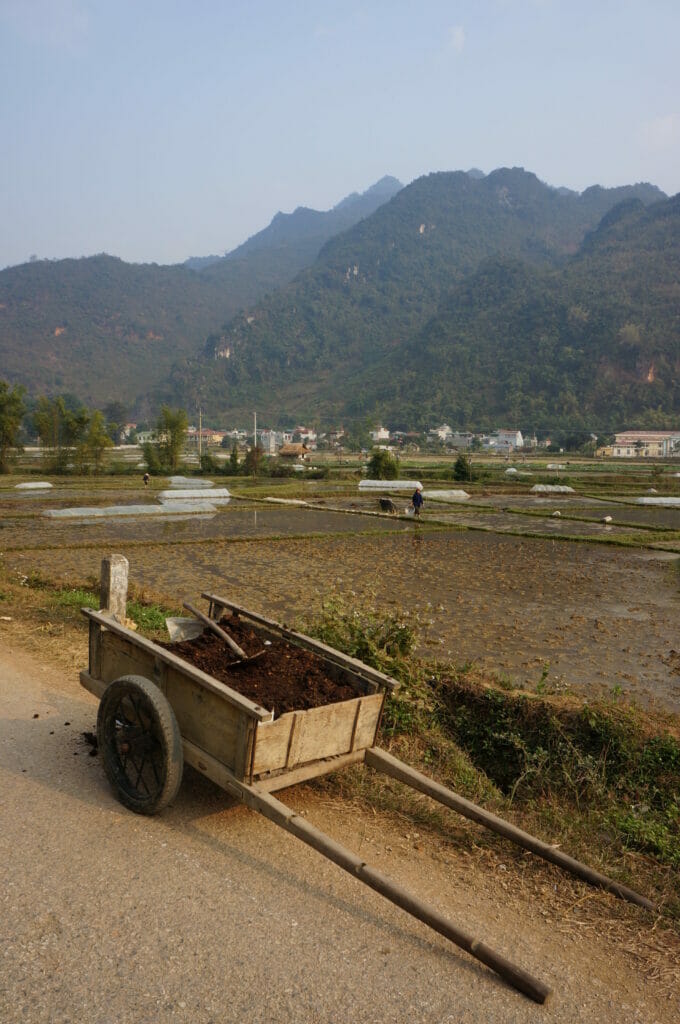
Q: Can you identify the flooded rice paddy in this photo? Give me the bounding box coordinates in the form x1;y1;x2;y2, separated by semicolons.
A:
2;482;680;712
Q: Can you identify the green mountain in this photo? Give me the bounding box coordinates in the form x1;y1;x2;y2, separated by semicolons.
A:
184;176;403;300
0;255;243;410
164;168;671;428
0;178;402;409
384;194;680;430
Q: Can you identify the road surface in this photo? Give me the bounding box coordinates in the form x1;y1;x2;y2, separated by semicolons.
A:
0;641;677;1023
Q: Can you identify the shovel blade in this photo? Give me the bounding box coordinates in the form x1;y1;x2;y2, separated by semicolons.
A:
165;616;204;642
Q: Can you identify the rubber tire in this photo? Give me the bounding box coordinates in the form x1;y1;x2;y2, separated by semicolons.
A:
97;675;183;815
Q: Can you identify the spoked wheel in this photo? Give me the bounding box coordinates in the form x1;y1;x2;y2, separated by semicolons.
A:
97;675;183;814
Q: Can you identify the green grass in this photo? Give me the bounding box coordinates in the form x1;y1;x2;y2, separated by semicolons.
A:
53;587;99;610
125;599;170;632
22;572;178;636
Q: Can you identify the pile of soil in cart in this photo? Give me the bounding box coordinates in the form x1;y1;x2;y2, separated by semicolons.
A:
164;614;359;716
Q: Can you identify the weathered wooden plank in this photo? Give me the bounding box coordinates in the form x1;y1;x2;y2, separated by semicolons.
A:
234;713;256;781
81;608;272;721
88;618;102;679
252;693;384;775
80;671;105;699
202;592;398;692
257;750;366;791
285;711;305;769
353;694;384;750
223;771;552;1004
293;697;364;765
366;747;655;913
163;665;241;771
251;715;294;775
101;631;148;683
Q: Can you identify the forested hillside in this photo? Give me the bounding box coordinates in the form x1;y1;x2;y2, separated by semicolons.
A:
383;195;680;430
0;255;244;409
161;169;673;428
0;178;402;409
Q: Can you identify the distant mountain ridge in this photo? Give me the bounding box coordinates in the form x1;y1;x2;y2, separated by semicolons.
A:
186;176;403;291
0;176;402;407
170;167;672;428
183;176;403;270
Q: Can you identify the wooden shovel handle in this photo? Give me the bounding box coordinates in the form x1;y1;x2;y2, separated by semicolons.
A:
183;601;247;660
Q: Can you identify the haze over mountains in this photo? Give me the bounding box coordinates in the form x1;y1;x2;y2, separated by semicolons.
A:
1;168;677;431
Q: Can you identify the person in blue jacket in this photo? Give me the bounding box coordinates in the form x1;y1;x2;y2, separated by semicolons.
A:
411;484;424;516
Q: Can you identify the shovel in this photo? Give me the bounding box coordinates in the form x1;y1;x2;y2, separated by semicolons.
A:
183;600;266;665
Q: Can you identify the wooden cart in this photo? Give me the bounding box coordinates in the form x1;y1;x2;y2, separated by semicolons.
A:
79;557;653;1005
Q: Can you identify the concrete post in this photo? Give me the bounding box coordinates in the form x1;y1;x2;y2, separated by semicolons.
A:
100;554;129;623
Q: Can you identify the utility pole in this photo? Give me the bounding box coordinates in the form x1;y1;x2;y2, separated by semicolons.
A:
198;406;202;461
253;410;257;449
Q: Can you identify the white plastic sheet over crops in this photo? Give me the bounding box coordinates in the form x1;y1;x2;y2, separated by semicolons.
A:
167;476;215;488
43;502;218;518
359;480;422;491
158;488;231;503
636;496;680;507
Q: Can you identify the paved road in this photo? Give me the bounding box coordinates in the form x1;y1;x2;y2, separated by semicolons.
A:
0;643;676;1023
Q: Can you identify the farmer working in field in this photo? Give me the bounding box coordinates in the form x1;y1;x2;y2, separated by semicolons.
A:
411;484;424;517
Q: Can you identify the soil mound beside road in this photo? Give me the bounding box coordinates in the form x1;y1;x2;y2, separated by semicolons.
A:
165;614;358;716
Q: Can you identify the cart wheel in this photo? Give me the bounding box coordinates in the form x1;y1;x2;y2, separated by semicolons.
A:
97;675;183;815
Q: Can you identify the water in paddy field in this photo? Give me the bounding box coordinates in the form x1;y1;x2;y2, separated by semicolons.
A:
2;485;679;714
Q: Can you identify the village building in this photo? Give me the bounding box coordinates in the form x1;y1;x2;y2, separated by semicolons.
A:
257;430;276;455
428;424;453;443
294;426;317;448
370;426;391;443
186;427;227;448
484;429;524;453
610;431;680;458
135;430;158;444
278;443;311;461
448;431;474;449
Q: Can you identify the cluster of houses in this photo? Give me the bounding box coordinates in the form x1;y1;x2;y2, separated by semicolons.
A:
374;426;538;454
127;421;680;460
374;426;680;458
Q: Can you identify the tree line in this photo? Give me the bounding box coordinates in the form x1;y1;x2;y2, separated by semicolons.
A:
0;379;193;475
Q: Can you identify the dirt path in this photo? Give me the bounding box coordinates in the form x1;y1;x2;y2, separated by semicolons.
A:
1;639;678;1024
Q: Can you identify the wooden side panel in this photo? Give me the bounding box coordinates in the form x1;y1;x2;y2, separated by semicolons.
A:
293;699;362;764
100;631;152;683
251;715;294;775
353;694;385;749
100;632;245;776
252;693;384;776
164;667;242;774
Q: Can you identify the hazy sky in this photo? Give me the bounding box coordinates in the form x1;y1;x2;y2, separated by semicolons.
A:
1;0;679;269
